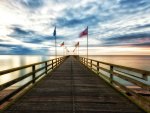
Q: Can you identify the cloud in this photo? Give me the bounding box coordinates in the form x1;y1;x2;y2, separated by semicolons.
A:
12;27;34;35
119;0;149;8
19;0;44;9
0;0;150;55
8;27;58;44
135;23;150;29
0;43;50;55
118;0;150;15
56;15;100;28
101;33;150;47
0;46;14;54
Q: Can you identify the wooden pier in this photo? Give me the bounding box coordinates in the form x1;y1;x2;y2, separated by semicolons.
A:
0;56;149;113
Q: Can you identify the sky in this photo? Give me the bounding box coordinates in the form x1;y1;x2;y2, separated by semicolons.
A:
0;0;150;55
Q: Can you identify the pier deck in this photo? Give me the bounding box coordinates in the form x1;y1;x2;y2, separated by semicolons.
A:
2;56;144;113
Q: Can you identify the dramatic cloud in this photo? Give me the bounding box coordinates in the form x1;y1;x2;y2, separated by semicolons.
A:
102;33;150;46
0;0;150;55
19;0;44;9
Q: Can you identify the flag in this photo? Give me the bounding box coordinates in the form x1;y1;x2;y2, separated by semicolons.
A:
53;26;56;36
79;27;88;37
73;48;75;52
53;26;57;58
75;42;79;47
60;42;64;47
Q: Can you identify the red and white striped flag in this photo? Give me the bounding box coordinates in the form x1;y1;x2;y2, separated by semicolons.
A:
60;42;64;47
75;42;79;47
79;27;88;37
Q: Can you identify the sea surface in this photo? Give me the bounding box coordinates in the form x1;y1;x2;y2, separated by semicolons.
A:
0;55;56;71
88;55;150;71
0;55;56;88
89;55;150;85
0;55;150;88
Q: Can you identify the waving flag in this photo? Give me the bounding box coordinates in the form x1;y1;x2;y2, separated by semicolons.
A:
53;26;57;58
73;48;76;52
75;42;79;47
53;26;56;36
60;42;64;47
79;27;88;37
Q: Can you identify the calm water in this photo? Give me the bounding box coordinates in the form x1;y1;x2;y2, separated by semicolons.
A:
85;55;150;85
0;55;150;88
0;55;56;88
89;55;150;71
0;55;56;71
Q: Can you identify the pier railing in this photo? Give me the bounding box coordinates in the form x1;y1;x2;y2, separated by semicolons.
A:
79;56;150;112
0;56;66;105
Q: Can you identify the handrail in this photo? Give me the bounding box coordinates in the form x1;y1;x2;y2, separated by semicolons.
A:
0;58;60;76
78;56;150;112
0;56;67;105
82;57;150;80
87;58;150;74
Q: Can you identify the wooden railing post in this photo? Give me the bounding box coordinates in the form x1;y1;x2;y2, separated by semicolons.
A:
142;73;147;80
59;58;60;64
58;58;60;65
97;62;99;73
81;57;82;63
57;58;59;65
52;60;54;69
110;65;113;83
57;58;59;66
59;58;61;64
32;65;36;84
90;60;92;69
86;58;88;66
45;62;48;74
56;59;57;66
60;58;62;63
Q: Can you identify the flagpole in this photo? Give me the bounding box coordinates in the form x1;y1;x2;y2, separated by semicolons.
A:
76;47;77;55
77;42;79;56
55;35;57;58
63;46;64;56
65;47;67;55
87;26;88;59
78;45;79;56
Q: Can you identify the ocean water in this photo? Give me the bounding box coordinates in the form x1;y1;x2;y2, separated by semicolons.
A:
89;55;150;71
0;55;56;71
88;55;150;85
0;55;150;88
0;55;56;87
